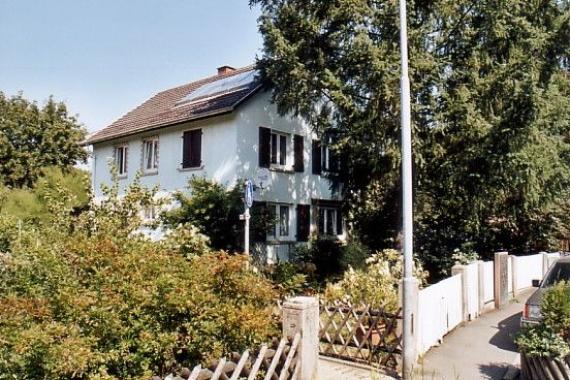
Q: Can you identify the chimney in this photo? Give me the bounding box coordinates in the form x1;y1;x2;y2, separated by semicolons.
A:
217;65;236;76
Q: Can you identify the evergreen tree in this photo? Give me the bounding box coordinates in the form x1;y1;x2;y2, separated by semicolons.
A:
251;0;570;274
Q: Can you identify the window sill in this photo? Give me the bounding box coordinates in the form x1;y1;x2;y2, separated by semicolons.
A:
178;165;204;172
269;166;294;174
266;239;296;244
141;170;158;177
117;174;128;180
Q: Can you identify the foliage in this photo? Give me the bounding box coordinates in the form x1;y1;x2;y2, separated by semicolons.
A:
162;177;273;252
263;261;308;297
0;92;88;188
0;166;90;225
252;0;570;276
517;282;570;357
516;325;570;358
323;249;428;311
160;223;212;258
541;281;570;340
450;245;480;267
293;236;371;283
0;178;278;379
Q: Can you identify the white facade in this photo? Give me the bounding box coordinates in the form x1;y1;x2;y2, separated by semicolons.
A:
91;90;342;260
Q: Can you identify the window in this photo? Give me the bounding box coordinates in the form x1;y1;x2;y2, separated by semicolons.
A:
142;137;159;173
318;207;341;236
270;132;288;166
115;144;128;176
268;204;290;239
182;129;202;168
321;145;331;172
143;205;156;221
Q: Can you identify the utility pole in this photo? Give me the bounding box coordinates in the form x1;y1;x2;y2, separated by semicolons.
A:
398;0;416;378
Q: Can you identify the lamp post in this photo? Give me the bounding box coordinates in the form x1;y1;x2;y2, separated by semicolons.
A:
398;0;416;378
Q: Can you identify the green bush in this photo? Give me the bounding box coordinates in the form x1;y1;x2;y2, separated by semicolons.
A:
262;261;308;297
323;249;428;311
162;177;273;253
0;178;278;379
293;236;370;283
516;282;570;357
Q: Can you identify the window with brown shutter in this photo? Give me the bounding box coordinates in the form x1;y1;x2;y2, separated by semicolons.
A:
259;127;271;168
294;135;304;172
312;140;322;175
296;204;310;241
182;129;202;168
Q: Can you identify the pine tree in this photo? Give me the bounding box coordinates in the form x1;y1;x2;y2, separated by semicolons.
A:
251;0;570;274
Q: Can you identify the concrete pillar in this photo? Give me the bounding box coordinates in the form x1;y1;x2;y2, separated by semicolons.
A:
398;278;420;377
452;264;469;321
282;296;319;380
477;260;485;314
541;251;549;277
494;251;509;309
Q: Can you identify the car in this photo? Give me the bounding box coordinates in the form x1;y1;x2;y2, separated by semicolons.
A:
521;257;570;325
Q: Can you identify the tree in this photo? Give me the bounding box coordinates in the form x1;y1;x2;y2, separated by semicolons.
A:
0;92;88;188
251;0;570;275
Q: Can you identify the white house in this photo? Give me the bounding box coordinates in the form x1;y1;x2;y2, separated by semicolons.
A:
86;65;344;262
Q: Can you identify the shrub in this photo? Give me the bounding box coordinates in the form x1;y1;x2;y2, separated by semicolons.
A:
263;261;308;297
516;282;570;357
293;236;370;283
323;249;428;311
0;179;279;379
162;177;273;252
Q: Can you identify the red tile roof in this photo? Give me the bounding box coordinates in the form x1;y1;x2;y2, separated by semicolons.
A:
86;65;259;144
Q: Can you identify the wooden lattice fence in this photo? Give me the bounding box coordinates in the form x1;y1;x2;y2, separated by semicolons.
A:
319;302;402;370
156;333;301;380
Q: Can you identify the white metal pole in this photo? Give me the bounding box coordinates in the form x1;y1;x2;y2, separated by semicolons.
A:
244;207;250;256
398;0;416;377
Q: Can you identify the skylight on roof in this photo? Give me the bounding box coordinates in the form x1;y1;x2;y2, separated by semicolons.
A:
177;70;257;105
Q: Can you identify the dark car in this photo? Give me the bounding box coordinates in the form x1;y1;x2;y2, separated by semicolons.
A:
521;257;570;325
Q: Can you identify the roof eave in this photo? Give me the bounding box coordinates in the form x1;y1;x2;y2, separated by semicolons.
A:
84;85;263;146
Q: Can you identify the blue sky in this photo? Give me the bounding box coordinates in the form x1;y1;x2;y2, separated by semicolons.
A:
0;0;262;133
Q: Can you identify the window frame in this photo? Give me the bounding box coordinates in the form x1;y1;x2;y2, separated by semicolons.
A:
269;130;289;169
318;206;339;236
114;143;129;177
142;136;159;174
267;203;291;240
180;128;203;170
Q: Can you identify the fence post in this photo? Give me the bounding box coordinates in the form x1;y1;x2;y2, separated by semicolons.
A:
477;260;485;314
541;251;549;277
398;278;419;375
282;296;319;380
511;255;518;297
494;251;509;309
451;264;469;321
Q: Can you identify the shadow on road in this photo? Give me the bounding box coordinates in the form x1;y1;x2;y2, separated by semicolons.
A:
489;311;522;352
478;363;510;380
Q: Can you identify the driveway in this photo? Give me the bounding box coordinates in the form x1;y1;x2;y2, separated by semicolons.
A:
415;288;533;380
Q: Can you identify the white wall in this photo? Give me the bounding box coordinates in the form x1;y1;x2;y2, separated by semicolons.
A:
92;114;239;199
235;91;338;206
418;274;463;355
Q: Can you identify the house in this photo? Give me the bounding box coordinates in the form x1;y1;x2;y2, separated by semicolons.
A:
86;64;344;262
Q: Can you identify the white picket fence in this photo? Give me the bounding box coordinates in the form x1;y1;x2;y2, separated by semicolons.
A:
416;251;562;356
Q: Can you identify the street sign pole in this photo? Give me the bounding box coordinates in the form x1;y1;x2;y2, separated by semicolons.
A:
243;180;254;258
398;0;416;378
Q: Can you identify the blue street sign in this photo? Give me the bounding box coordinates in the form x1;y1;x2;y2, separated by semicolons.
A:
244;180;253;208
